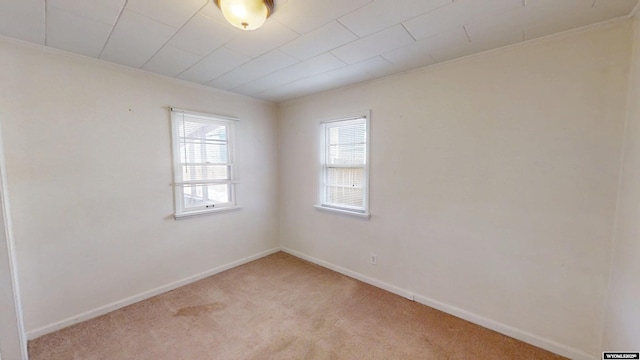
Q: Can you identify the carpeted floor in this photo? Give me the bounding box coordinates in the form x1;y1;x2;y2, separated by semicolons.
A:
29;252;566;359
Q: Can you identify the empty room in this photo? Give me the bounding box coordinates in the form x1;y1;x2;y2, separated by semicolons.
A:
1;0;640;359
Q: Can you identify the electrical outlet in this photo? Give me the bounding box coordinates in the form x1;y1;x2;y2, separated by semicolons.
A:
370;253;377;265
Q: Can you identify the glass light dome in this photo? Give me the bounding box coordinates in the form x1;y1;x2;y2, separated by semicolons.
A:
216;0;273;31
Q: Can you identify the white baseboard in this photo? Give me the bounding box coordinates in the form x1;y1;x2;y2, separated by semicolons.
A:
26;247;281;340
281;247;596;360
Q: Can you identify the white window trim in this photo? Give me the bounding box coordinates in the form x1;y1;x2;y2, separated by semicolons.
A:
316;111;371;218
170;108;241;219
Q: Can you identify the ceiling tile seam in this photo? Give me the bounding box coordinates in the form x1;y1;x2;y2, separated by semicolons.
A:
462;26;472;42
271;19;302;37
213;55;306;91
398;0;456;39
174;45;247;84
46;2;121;28
335;18;362;40
272;19;364;62
270;0;372;38
229;55;348;95
97;0;129;59
139;1;210;69
176;11;307;83
274;23;360;64
402;23;417;42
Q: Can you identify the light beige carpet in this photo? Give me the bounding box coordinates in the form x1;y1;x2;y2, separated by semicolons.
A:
29;252;566;359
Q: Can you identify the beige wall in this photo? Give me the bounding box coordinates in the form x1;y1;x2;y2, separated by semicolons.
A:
0;37;280;335
278;23;632;359
602;18;640;351
0;127;27;359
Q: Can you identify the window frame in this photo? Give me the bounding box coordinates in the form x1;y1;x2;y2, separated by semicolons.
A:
170;108;240;219
316;112;371;218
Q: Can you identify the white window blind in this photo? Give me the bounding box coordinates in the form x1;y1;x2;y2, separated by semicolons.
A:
319;115;370;216
170;109;238;217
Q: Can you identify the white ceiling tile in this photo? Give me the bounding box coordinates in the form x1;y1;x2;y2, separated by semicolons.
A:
126;0;207;28
465;16;524;47
382;31;462;69
594;0;638;15
167;14;239;57
403;0;523;40
100;10;177;68
255;73;337;102
271;0;372;34
0;0;45;44
206;50;299;90
332;24;415;64
522;0;632;39
47;0;125;26
46;5;113;58
223;20;299;58
177;47;250;84
142;45;201;77
428;27;520;62
233;53;346;94
339;0;452;37
279;21;357;60
342;56;395;78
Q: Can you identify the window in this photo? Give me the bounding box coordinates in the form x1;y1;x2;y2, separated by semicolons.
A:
317;114;370;217
170;108;238;218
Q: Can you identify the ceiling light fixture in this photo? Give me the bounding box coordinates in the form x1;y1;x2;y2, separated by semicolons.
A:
215;0;274;31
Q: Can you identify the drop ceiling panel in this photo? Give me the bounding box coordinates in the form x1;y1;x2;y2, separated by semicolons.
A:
0;0;637;103
465;17;524;48
142;45;201;77
46;5;113;58
233;53;346;95
524;0;637;39
125;0;207;28
271;0;372;34
279;21;357;60
100;10;177;68
177;47;250;84
0;0;45;44
382;29;469;69
167;14;238;57
331;56;390;79
47;0;125;26
223;20;299;58
403;0;524;40
257;74;337;102
429;27;523;63
206;50;298;90
332;24;415;64
339;0;452;37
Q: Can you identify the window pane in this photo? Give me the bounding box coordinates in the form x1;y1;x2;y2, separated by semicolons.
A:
328;122;365;145
325;186;363;208
328;143;365;165
327;122;366;165
182;165;229;182
179;121;229;164
326;167;363;187
183;184;230;209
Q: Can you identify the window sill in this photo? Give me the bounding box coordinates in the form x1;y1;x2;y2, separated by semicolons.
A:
174;206;242;220
313;205;371;219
